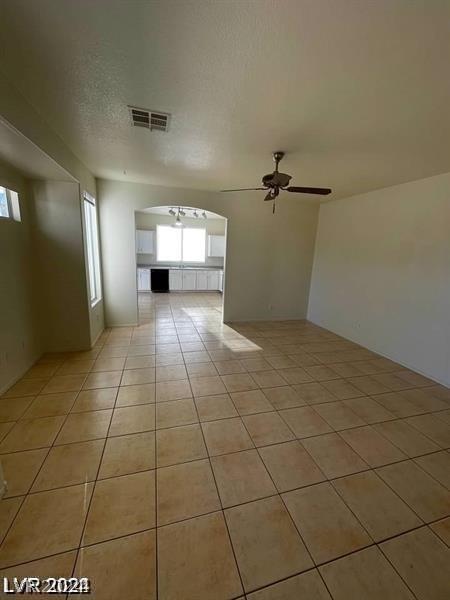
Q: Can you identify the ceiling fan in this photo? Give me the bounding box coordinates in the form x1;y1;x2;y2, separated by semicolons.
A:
221;151;331;212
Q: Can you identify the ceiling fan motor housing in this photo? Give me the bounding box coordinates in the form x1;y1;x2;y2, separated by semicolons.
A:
262;171;292;188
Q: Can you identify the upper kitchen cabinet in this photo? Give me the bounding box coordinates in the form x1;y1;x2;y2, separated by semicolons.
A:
207;234;225;257
136;229;154;254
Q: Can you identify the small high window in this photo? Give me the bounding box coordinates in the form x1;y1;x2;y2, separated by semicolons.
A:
83;192;102;306
0;186;21;221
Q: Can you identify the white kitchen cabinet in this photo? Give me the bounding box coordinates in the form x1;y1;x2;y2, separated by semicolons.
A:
207;235;225;257
196;270;208;290
167;268;224;292
207;270;219;290
136;229;154;254
182;270;197;290
137;268;151;291
169;269;183;290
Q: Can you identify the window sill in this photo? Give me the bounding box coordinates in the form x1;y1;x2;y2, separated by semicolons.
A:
91;297;103;309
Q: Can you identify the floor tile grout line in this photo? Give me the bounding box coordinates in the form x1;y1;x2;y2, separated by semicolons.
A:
0;379;94;548
188;364;247;599
377;538;421;600
1;297;448;595
68;364;117;581
330;429;448;524
237;414;319;566
351;419;448;465
1;429;447;499
236;413;370;599
1;512;444;581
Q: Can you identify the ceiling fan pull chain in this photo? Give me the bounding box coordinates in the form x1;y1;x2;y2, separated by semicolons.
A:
273;199;276;214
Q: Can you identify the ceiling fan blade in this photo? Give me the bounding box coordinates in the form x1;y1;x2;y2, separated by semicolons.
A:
264;191;273;201
220;187;267;192
286;186;332;195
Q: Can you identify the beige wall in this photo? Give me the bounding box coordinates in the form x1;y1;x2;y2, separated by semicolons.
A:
31;181;94;352
0;159;41;393
135;211;226;268
308;172;450;386
98;179;319;325
0;73;104;348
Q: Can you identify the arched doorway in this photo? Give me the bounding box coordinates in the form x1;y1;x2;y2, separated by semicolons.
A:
133;205;227;326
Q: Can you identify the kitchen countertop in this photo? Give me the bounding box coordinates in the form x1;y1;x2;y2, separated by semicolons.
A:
138;265;223;271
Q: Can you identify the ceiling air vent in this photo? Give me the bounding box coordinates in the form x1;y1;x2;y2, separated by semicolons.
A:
129;106;170;132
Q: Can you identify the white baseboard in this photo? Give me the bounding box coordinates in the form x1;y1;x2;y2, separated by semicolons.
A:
0;353;41;397
307;317;449;388
91;326;105;347
0;462;7;498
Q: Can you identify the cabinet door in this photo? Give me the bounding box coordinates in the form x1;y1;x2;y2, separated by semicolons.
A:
169;270;183;290
136;230;154;254
218;271;224;292
136;230;143;253
207;270;219;290
196;271;208;290
137;269;150;291
142;230;154;253
182;271;197;290
208;235;225;257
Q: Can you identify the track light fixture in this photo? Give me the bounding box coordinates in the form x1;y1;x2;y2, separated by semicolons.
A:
168;206;209;223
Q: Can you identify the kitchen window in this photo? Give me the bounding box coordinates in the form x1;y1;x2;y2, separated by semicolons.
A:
0;186;21;221
83;192;102;306
156;225;206;263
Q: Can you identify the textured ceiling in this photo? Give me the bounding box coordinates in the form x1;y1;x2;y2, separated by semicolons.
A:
0;0;450;199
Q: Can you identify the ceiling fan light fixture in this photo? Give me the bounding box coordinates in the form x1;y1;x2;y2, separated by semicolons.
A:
202;211;207;219
193;210;199;218
179;208;186;216
172;214;184;228
168;208;176;216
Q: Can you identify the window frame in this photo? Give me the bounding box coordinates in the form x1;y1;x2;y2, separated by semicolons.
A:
156;224;206;264
0;186;20;220
83;192;102;307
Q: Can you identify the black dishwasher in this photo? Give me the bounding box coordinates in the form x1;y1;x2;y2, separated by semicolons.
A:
151;268;169;292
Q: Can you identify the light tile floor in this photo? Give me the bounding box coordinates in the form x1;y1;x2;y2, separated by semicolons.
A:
0;291;449;599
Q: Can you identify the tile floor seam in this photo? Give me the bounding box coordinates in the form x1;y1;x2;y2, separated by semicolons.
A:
0;387;90;549
1;292;448;599
190;381;247;599
69;380;117;580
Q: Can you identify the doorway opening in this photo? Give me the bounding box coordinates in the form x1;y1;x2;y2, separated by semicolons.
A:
134;205;227;326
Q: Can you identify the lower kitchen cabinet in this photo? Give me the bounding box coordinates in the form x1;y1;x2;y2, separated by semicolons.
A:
207;270;219;290
137;268;151;291
169;270;183;290
138;268;223;292
182;270;197;290
196;270;208;290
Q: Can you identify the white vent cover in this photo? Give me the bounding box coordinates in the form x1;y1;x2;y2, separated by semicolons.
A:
128;106;170;132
